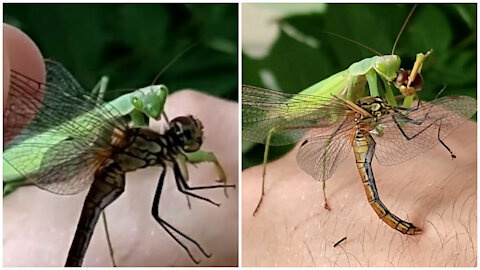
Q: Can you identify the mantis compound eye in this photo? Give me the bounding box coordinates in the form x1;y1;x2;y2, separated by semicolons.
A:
132;97;143;110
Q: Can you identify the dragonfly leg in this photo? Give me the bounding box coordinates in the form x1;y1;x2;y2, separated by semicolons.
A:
393;114;455;158
175;155;193;208
173;162;231;207
151;166;210;264
437;121;456;158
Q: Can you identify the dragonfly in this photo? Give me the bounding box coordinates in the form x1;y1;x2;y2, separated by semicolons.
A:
242;85;476;234
4;60;235;266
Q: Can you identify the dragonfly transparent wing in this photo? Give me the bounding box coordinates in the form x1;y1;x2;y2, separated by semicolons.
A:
242;85;350;145
373;96;477;166
296;119;352;182
4;60;126;195
6;139;109;194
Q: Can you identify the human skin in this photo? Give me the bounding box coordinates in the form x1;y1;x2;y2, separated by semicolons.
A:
3;23;45;107
3;25;238;266
242;121;476;267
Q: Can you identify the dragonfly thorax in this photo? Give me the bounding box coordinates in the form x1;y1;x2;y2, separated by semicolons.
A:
111;116;204;173
352;96;392;133
356;96;392;120
110;128;176;172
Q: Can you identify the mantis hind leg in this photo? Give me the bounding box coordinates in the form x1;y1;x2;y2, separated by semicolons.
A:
252;127;276;216
101;211;116;267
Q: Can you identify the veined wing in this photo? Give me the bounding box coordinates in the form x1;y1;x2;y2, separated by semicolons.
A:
242;85;351;146
373;95;477;166
296;118;353;182
4;60;126;195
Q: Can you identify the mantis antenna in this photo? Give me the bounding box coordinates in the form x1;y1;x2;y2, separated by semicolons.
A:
391;4;417;55
150;44;196;124
150;43;197;86
323;31;382;56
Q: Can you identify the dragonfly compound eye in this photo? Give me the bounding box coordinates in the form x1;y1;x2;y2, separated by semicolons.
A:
169;116;204;152
394;68;424;97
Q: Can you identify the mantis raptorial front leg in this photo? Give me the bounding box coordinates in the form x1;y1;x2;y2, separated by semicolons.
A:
90;76;109;103
184;150;233;195
174;151;234;208
184;151;227;183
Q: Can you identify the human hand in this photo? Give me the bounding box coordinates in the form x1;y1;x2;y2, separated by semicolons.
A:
242;121;476;266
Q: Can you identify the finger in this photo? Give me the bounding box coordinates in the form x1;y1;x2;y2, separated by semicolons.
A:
3;23;45;110
4;24;46;144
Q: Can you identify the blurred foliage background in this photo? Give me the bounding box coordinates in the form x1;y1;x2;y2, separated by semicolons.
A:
4;3;238;101
242;3;476;170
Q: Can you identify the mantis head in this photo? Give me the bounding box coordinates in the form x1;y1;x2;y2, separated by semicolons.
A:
131;85;169;120
374;55;401;83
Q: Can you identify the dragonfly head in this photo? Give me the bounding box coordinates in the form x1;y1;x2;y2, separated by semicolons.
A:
394;68;424;96
168;115;204;152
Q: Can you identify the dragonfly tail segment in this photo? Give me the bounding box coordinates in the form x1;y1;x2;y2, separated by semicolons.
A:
353;131;422;235
65;167;125;267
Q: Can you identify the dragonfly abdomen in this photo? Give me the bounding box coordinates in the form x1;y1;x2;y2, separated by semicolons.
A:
352;130;422;235
66;164;125;267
